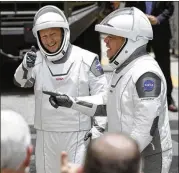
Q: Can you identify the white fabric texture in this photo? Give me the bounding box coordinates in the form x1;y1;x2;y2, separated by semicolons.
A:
14;45;107;132
35;130;89;173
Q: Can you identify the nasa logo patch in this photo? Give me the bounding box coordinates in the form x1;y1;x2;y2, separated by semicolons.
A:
144;80;154;91
90;57;104;77
95;59;103;72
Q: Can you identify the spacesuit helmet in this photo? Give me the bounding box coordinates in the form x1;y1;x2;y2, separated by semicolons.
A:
32;5;70;62
95;7;153;69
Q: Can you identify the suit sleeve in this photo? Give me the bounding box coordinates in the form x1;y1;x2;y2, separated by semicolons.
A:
72;57;108;117
157;2;174;23
130;72;163;152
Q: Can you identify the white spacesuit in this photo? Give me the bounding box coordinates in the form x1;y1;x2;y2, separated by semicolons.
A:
45;7;173;173
14;5;107;173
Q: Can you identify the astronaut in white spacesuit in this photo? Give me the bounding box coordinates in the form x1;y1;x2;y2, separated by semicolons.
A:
44;7;173;173
14;5;107;173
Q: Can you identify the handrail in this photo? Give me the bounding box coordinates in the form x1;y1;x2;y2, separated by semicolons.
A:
0;49;21;60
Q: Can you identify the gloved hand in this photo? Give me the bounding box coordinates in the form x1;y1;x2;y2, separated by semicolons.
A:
84;125;104;142
24;46;37;68
91;126;104;139
43;91;74;109
84;130;92;141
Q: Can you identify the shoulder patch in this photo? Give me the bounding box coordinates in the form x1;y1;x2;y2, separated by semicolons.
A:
90;57;104;77
136;72;161;98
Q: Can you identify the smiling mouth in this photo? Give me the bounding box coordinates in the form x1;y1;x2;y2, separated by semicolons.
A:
48;43;56;47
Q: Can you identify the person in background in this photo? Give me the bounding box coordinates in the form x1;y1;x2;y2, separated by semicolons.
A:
60;133;142;173
125;1;178;112
1;110;33;173
111;1;121;10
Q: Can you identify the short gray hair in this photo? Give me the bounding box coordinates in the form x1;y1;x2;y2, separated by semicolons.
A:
1;110;31;170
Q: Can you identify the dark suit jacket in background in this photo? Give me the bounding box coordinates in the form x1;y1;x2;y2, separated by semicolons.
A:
125;1;174;40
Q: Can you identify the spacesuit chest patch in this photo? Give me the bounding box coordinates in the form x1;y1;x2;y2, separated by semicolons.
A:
90;57;104;77
136;72;161;98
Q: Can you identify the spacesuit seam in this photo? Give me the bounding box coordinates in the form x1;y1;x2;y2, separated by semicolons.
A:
131;77;138;109
82;59;90;68
82;58;94;90
74;132;79;163
42;131;46;173
78;61;83;130
40;59;44;130
120;77;133;131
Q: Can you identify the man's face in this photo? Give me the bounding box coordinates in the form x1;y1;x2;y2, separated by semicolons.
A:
39;28;63;53
104;35;125;59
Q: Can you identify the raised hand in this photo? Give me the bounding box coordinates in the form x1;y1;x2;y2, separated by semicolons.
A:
26;46;37;68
